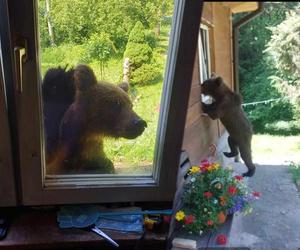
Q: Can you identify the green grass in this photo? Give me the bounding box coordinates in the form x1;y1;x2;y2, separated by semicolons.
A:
252;134;300;164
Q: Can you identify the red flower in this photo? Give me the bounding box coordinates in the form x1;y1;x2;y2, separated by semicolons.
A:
184;215;196;225
235;175;243;181
204;191;213;198
228;186;237;195
200;159;210;169
207;220;214;226
253;191;261;198
216;234;227;245
200;159;209;165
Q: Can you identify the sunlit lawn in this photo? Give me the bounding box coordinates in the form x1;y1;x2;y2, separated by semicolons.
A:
252;134;300;165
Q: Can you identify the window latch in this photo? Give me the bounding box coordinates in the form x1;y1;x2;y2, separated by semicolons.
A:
13;38;28;93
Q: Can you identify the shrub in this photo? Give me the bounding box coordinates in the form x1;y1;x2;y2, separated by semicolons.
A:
131;63;161;85
145;30;158;49
244;98;294;133
124;21;160;85
124;43;152;70
264;120;300;135
84;33;115;62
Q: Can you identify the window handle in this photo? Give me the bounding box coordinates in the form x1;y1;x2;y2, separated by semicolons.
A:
14;39;28;93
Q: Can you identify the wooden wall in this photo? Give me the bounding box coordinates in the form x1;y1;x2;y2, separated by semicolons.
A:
181;2;234;164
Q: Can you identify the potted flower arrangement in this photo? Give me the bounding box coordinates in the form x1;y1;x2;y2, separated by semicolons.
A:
175;159;260;236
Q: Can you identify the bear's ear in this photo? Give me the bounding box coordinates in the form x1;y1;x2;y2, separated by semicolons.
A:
74;64;97;91
210;72;217;78
118;82;129;93
215;76;223;86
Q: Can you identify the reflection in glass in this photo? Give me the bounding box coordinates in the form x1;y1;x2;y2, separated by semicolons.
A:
38;0;174;175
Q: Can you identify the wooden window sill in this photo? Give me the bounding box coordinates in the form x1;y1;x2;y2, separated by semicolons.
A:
0;209;168;250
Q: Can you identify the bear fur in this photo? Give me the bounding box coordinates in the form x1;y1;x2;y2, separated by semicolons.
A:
201;75;255;177
42;64;147;174
42;66;76;157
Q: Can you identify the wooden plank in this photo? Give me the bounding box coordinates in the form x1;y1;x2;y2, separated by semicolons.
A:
185;101;202;129
212;3;233;87
223;2;258;14
188;85;201;108
201;2;213;24
182;116;219;165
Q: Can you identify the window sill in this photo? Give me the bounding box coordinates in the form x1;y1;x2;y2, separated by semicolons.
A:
0;209;168;250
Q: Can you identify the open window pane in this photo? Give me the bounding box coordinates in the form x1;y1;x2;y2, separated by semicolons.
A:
38;0;175;180
8;0;202;204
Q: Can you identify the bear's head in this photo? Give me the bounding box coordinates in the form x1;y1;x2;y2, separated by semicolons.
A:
201;74;235;102
74;64;147;139
42;66;76;104
201;75;224;98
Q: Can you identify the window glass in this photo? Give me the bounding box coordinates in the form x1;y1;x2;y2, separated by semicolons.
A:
38;0;174;177
199;25;211;83
199;25;212;104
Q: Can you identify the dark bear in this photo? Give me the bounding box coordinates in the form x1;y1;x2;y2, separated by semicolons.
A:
42;66;75;158
42;64;147;174
201;75;255;177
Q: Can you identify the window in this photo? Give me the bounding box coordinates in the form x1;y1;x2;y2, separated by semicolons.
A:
199;24;213;104
0;0;203;206
199;24;211;83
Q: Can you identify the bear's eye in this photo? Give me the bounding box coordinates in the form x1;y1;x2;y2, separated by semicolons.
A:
112;100;122;112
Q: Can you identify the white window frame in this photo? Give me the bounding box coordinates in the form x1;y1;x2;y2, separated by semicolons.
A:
198;24;211;83
199;24;213;104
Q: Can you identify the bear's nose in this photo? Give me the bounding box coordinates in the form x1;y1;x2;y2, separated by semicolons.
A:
134;118;147;128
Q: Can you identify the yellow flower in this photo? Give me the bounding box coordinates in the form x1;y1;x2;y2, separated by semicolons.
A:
175;210;185;221
213;163;220;169
189;166;200;174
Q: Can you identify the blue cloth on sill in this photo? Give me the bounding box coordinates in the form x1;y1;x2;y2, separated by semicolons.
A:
95;213;143;233
57;205;99;228
57;205;143;233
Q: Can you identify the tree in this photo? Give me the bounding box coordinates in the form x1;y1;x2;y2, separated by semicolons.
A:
265;8;300;117
84;32;116;77
236;2;298;132
45;0;55;46
39;0;173;54
143;0;174;36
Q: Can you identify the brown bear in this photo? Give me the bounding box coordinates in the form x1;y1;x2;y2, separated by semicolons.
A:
201;75;255;177
43;64;147;174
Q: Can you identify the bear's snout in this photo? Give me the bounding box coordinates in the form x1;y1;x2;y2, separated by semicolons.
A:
133;118;147;128
121;117;147;139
